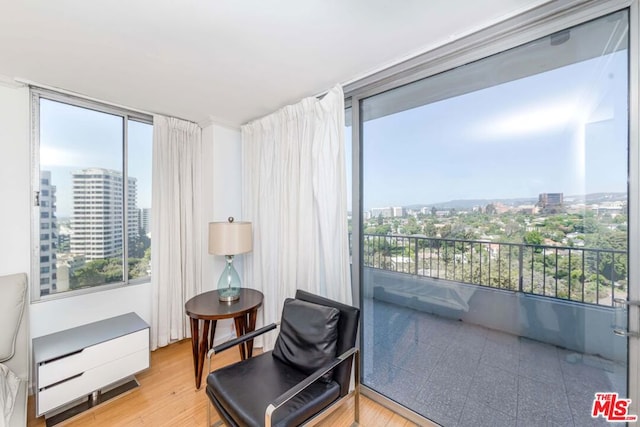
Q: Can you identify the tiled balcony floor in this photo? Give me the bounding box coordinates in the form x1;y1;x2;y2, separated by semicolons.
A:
362;298;627;426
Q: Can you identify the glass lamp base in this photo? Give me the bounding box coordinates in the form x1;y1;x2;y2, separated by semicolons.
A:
218;255;242;303
219;287;240;302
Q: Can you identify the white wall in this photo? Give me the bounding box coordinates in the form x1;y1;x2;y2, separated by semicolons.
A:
211;125;243;228
29;284;152;337
201;122;243;341
0;84;30;277
202;122;243;293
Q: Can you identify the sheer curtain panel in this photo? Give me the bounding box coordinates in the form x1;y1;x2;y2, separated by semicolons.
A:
242;85;351;350
151;115;202;350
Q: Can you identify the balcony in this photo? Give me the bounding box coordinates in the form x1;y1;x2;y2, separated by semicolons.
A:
361;234;627;426
363;234;626;307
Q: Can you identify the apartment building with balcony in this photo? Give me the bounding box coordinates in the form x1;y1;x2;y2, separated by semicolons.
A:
38;170;57;295
70;168;138;260
140;207;151;236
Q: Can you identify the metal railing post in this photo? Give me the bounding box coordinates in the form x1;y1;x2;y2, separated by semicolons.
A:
414;236;419;275
518;245;533;292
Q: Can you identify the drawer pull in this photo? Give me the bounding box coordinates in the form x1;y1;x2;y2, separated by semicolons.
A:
41;349;84;365
39;372;84;391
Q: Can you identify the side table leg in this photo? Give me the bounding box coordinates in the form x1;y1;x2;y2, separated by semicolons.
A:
246;308;258;358
196;320;210;389
208;320;217;350
189;318;200;388
233;316;247;360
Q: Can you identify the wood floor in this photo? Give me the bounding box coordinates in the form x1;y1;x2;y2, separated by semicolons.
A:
27;339;418;426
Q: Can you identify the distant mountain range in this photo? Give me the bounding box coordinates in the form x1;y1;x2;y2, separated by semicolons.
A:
404;192;627;210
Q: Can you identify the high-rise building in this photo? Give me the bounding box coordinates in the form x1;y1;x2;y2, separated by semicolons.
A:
392;207;405;217
55;253;85;293
128;177;139;242
39;171;57;295
70;168;138;260
538;193;564;213
140;207;151;236
371;207;393;218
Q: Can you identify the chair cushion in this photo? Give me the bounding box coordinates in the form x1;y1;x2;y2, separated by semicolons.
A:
295;290;360;398
207;352;341;427
272;298;339;380
0;274;27;363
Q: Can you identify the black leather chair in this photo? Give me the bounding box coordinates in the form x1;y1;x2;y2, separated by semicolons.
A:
205;290;360;427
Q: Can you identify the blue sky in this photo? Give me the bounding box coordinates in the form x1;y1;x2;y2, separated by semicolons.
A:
40;99;152;217
359;48;628;211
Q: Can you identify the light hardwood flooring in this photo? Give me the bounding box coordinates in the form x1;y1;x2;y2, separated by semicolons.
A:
27;339;418;427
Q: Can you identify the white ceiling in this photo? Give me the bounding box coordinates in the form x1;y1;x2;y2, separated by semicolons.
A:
0;0;549;127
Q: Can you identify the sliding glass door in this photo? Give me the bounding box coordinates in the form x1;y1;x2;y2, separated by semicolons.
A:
358;9;634;426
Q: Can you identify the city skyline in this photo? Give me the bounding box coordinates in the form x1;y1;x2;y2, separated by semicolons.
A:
362;190;627;211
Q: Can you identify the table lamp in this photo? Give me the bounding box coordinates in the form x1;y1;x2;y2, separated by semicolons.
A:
208;217;252;302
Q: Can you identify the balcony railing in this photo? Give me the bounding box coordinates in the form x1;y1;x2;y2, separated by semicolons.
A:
361;234;627;307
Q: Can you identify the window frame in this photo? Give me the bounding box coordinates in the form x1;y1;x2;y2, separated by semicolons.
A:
30;88;153;302
345;0;639;423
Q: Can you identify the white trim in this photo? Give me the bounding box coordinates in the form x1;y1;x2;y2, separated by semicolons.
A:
18;78;154;121
30;86;152;123
0;74;24;88
197;115;240;131
30;90;41;303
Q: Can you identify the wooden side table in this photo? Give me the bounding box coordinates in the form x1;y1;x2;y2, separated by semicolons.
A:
185;288;263;389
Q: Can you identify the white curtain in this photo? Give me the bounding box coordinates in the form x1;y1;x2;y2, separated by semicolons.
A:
242;85;351;350
150;115;202;351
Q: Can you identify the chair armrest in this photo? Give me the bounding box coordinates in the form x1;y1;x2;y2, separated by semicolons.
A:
207;323;278;359
265;347;359;427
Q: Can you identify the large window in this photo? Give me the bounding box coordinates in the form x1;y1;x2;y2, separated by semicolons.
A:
32;90;152;299
352;8;634;427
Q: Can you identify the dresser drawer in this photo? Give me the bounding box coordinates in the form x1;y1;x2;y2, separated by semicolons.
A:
38;329;148;388
38;348;149;415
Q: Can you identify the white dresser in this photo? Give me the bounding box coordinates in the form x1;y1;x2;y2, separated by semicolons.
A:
33;312;150;420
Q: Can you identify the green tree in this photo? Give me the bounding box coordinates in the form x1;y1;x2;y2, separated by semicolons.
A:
402;217;421;235
574;213;600;234
423;222;437;237
71;264;105;289
439;224;452;239
128;228;151;259
523;230;543;246
374;224;391;235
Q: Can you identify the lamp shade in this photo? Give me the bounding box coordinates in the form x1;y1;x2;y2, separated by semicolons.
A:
208;220;252;255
